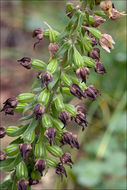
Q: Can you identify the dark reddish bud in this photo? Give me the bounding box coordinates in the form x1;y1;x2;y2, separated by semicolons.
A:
44;127;57;145
88;34;98;46
60;153;73;168
76;67;90;83
70;84;85;99
0;127;6;138
17;179;29;190
61;132;79;149
1;97;18;115
19;143;32;161
0;150;6;161
33;104;45;120
58;111;71;128
29;179;39;186
94;61;106;74
84;85;101;101
41;72;53;89
76;105;87;115
92;15;106;27
36;70;42;79
88;48;100;60
48;43;60;59
32;28;44;49
95;0;101;5
66;10;74;18
56;162;67;179
17;57;32;69
75;112;88;131
35;159;46;176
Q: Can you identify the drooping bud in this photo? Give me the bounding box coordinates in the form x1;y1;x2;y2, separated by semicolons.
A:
56;162;67;178
36;70;42;79
35;159;46;176
84;85;100;101
100;0;113;18
88;34;98;47
29;179;39;186
76;67;90;83
44;127;57;145
94;61;106;74
0;127;6;138
33;104;45;120
17;57;32;69
1;97;18;115
17;179;29;190
75;112;88;131
61;132;79;149
32;28;44;48
70;84;85;99
0;150;6;161
110;8;126;21
58;111;71;128
19;143;32;161
60;153;73;168
92;15;106;27
48;43;60;59
88;48;100;60
41;72;53;89
99;33;115;53
76;105;87;115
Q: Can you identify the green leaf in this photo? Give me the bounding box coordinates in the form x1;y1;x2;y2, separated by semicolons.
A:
55;41;71;58
48;70;60;91
83;56;96;67
14;103;28;113
0;157;14;168
23;119;38;137
87;27;102;39
0;180;12;190
19;114;33;121
31;59;46;70
23;103;34;115
17;93;35;103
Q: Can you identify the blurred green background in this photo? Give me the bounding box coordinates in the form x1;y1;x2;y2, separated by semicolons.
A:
0;0;126;189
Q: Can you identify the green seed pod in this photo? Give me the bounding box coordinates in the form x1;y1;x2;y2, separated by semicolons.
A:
17;93;35;103
65;104;77;117
46;157;57;167
46;144;63;157
42;113;52;128
83;56;96;67
47;59;58;74
43;30;49;37
51;117;64;132
73;47;84;67
24;130;35;144
34;143;46;158
4;144;19;157
54;95;65;112
6;126;19;137
16;161;28;179
94;11;106;18
14;103;28;113
86;27;102;39
62;87;71;95
49;30;59;43
31;59;46;70
61;72;72;87
38;89;50;106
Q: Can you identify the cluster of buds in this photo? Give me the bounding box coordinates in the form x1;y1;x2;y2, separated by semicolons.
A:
0;0;125;189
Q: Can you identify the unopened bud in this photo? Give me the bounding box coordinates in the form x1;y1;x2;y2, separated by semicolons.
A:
17;179;29;190
0;150;6;161
94;61;106;74
33;104;45;120
60;153;73;168
33;28;44;48
41;72;53;89
76;105;87;115
75;112;88;131
61;132;79;149
58;111;71;128
44;127;57;145
76;67;90;83
88;48;100;60
48;43;60;59
0;127;6;138
19;143;32;161
17;57;32;69
1;97;18;115
99;33;115;53
56;162;67;178
70;84;85;99
35;159;46;176
84;85;100;101
88;34;98;47
36;70;42;79
92;15;106;27
29;179;39;186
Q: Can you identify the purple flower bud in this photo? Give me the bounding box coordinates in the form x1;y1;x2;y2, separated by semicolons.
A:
76;67;90;83
48;43;60;59
32;28;44;49
29;179;39;186
99;33;115;53
88;34;98;47
35;159;46;176
36;70;42;79
19;143;32;161
44;127;57;145
84;85;101;101
41;72;53;89
61;132;79;149
76;105;87;115
58;111;71;128
0;127;6;138
94;61;106;74
92;15;106;27
1;97;18;115
75;112;88;131
70;84;85;99
56;162;67;178
33;104;45;120
17;57;32;69
17;179;29;190
0;150;6;161
60;153;73;168
88;48;100;60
